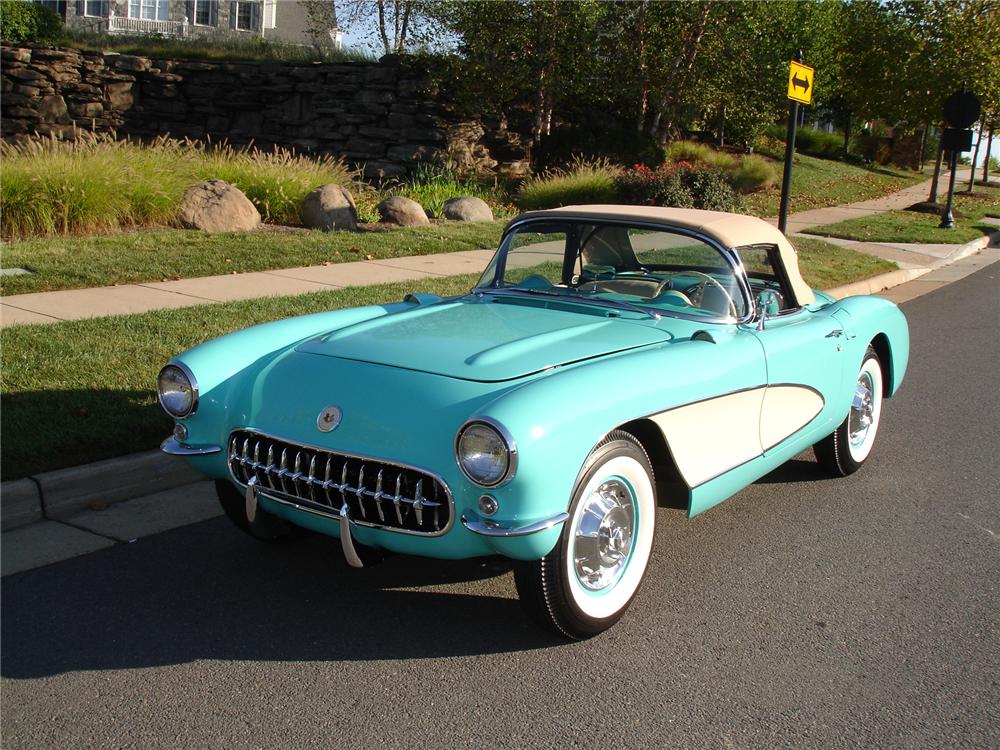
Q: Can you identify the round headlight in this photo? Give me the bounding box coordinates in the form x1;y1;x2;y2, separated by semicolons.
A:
457;421;514;486
157;364;197;418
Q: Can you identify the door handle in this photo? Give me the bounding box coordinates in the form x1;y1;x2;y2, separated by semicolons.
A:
825;329;844;338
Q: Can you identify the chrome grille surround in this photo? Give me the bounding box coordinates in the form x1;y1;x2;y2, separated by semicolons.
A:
227;429;454;536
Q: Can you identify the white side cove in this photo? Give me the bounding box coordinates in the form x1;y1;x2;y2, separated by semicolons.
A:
650;385;824;487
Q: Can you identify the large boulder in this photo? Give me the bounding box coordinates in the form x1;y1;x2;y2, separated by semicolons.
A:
378;196;429;226
300;184;357;231
442;196;494;222
179;180;260;233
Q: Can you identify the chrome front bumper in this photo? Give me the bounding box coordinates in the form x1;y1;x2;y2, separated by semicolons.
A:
160;436;222;456
460;512;570;538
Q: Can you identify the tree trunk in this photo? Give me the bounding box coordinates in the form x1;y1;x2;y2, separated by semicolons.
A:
984;125;994;183
918;121;929;170
716;104;725;148
928;138;945;203
636;0;648;131
649;2;712;144
376;0;390;56
843;111;851;158
967;114;986;192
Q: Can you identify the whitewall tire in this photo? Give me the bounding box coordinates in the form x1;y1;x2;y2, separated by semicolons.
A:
814;346;884;476
514;431;656;639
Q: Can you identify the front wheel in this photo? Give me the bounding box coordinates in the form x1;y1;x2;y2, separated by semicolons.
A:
514;431;656;639
814;346;884;476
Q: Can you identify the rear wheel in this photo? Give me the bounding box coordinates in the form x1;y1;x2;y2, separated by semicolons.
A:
514;431;656;639
814;346;884;476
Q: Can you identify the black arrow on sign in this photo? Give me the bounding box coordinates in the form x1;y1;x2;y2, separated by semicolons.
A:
791;73;810;92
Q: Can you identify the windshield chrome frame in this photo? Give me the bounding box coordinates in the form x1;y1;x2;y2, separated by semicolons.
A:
474;216;757;326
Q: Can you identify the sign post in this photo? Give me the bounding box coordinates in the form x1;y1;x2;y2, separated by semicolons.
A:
939;88;981;229
777;55;814;234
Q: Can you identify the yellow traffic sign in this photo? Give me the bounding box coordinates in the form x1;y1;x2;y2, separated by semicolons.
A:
787;60;814;104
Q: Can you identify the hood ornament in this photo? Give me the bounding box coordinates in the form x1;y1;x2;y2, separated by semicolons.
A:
317;405;342;432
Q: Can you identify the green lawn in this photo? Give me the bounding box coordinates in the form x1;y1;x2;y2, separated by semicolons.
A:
802;185;1000;244
0;237;893;479
742;153;925;218
0;222;505;296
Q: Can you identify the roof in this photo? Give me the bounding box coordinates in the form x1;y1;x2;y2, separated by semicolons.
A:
511;205;815;306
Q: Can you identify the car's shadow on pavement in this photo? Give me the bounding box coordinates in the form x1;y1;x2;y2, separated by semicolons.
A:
1;519;563;679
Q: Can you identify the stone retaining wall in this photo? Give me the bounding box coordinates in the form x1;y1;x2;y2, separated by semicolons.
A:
0;44;528;178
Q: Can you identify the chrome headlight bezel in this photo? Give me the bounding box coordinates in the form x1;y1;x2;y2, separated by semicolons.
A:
157;362;199;418
455;418;517;488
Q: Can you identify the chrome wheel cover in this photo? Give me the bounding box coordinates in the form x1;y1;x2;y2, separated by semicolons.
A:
573;479;636;592
848;371;875;447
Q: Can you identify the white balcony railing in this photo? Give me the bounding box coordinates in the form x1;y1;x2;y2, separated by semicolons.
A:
106;11;189;37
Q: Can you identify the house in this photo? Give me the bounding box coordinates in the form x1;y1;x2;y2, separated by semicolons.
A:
31;1;342;48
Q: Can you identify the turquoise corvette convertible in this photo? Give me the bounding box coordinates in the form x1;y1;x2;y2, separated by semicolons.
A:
157;205;909;638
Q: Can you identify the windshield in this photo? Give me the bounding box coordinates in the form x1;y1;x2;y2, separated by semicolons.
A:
476;220;748;321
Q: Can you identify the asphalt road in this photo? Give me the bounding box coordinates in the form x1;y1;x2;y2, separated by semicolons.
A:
3;265;998;749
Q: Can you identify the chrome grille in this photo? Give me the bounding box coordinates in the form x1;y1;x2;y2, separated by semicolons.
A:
228;430;451;534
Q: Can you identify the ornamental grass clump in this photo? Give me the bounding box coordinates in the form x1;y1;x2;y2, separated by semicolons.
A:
382;161;514;219
0;133;191;238
516;158;621;211
190;142;360;224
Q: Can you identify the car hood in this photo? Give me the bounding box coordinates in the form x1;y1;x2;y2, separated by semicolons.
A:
295;297;671;382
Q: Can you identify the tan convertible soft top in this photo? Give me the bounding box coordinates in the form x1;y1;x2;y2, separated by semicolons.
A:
514;204;815;306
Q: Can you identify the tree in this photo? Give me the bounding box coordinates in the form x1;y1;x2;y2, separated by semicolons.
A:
337;0;435;55
301;0;338;48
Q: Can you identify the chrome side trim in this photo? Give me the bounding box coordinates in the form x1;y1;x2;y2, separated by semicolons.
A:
461;511;569;538
226;428;455;538
454;416;518;488
160;436;222;456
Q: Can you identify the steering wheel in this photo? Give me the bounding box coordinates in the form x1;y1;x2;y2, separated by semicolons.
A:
684;271;738;318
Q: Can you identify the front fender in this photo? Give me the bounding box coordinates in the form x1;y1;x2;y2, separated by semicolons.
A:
828;296;909;396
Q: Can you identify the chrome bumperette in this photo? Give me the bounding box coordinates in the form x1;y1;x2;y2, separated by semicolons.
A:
460;511;569;538
160;436;222;456
227;429;453;537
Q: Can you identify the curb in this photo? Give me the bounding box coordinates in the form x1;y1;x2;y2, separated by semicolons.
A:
825;234;991;300
1;232;993;533
2;450;203;531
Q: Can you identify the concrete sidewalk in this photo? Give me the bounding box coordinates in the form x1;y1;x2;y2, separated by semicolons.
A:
0;169;993;328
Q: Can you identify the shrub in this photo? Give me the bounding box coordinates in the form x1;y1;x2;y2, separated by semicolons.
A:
682;169;741;212
191;142;357;224
617;163;693;208
730;155;776;193
764;124;844;160
532;123;660;173
0;1;62;44
516;158;621;210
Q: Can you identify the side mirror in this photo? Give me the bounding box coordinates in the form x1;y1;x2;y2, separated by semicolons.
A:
755;290;781;329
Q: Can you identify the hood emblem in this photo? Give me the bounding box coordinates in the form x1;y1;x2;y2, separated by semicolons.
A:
317;405;342;432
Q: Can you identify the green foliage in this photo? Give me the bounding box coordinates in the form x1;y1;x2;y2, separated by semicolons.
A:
516;159;621;210
0;0;63;43
661;142;775;194
0;134;361;237
532;123;661;173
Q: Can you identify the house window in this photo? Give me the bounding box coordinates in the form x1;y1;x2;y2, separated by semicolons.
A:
235;1;260;31
80;0;108;16
192;0;217;26
128;0;168;20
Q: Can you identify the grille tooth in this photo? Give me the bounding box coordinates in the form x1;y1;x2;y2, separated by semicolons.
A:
229;431;450;534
